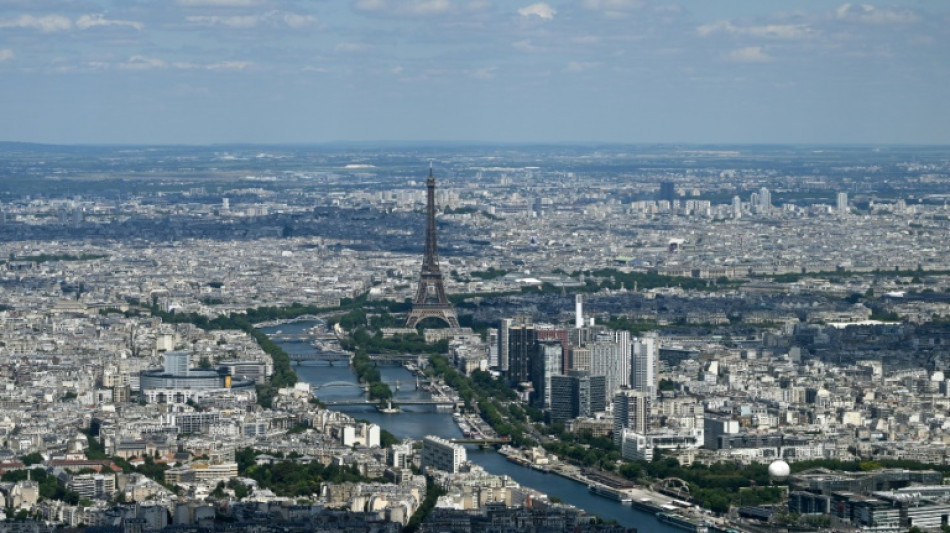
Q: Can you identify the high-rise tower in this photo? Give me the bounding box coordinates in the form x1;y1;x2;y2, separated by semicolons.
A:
613;389;652;446
406;166;460;329
758;187;772;214
631;335;657;395
658;181;675;203
506;320;537;386
837;192;849;215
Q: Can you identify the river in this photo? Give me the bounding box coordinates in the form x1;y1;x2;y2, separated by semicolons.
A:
262;320;679;532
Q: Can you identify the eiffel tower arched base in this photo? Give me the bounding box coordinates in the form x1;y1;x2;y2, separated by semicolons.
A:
406;306;460;329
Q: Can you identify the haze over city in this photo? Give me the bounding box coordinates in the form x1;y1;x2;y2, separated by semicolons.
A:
4;2;950;533
1;0;948;145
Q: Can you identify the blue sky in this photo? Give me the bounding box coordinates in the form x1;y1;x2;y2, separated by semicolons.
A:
0;0;947;145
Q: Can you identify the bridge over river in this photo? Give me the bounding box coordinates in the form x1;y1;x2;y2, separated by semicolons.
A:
314;380;456;409
450;437;510;445
287;351;429;368
314;379;399;391
321;398;457;409
269;332;318;342
287;351;352;364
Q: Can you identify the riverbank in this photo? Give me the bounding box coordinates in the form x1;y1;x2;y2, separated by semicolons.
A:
265;320;681;531
493;442;746;533
498;445;673;509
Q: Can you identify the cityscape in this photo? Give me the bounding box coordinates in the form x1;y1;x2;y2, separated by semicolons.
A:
2;0;950;532
0;143;949;533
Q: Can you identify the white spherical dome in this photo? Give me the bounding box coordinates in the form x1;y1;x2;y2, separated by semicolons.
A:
768;460;791;479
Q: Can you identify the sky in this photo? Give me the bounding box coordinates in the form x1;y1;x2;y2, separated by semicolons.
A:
0;0;948;145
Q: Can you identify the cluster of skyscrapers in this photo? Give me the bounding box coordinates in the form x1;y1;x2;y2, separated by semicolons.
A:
491;296;657;439
728;186;849;220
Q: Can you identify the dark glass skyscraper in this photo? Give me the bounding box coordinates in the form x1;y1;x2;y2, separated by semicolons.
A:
507;322;537;386
531;339;563;408
549;371;606;422
659;181;676;203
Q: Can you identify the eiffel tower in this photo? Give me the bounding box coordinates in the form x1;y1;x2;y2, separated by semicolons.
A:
406;165;460;329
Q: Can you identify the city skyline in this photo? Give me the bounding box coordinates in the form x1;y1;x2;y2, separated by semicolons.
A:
0;1;948;145
2;141;950;530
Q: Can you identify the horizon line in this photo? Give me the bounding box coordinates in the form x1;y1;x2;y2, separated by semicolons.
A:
2;140;949;149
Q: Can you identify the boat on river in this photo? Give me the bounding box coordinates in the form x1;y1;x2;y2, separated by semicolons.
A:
630;497;665;514
657;512;708;533
589;484;632;504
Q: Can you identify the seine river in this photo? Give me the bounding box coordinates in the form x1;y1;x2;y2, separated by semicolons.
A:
261;321;678;532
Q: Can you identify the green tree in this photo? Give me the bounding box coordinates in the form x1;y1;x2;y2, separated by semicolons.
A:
20;452;44;466
704;492;731;514
404;476;446;533
368;382;394;402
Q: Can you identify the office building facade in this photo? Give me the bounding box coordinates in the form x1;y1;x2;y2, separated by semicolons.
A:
549;371;606;422
532;340;563;408
613;389;652;447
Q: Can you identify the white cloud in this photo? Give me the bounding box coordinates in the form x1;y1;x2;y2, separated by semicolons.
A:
187;15;259;28
281;13;317;29
583;0;644;11
205;61;252;70
519;3;555;20
0;14;72;32
174;60;252;70
354;0;386;11
105;57;254;71
118;55;167;71
836;3;917;24
583;0;644;18
1;13;146;33
697;20;815;40
696;21;724;37
76;14;144;31
726;46;772;63
465;1;493;12
565;61;598;72
513;39;542;52
471;66;497;79
187;11;316;29
0;49;13;62
354;0;452;16
402;0;452;15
